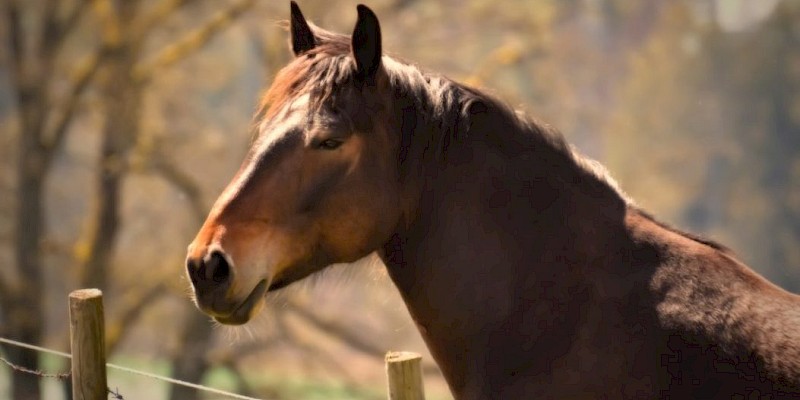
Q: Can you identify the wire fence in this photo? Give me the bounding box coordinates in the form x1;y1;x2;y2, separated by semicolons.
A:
1;289;426;400
0;336;265;400
1;336;426;400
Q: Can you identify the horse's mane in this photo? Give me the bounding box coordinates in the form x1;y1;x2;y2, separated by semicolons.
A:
257;23;729;253
257;25;626;196
257;25;353;120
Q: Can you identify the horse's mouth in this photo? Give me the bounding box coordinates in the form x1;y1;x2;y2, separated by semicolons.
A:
213;279;268;325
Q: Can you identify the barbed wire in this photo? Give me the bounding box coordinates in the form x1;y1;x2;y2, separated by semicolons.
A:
109;387;125;399
0;336;265;400
0;355;71;380
0;354;123;399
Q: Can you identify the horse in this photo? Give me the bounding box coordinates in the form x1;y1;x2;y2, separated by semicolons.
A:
185;2;800;398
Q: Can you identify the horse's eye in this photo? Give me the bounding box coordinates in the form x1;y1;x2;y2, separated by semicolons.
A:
317;138;343;150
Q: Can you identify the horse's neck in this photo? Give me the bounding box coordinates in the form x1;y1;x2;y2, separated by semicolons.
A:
385;114;628;296
380;127;628;390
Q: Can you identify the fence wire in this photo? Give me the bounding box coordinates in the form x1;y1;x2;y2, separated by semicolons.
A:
0;337;265;400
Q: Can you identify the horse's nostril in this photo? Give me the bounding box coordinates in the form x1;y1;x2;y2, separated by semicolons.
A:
186;258;201;285
209;251;231;283
187;252;230;287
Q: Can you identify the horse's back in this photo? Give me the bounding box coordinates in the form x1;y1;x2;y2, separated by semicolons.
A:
628;209;800;398
462;209;800;399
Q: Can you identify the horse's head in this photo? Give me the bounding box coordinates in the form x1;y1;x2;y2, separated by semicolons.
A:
186;3;402;325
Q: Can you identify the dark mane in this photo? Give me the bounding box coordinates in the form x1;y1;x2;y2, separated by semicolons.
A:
259;26;603;180
257;26;354;120
258;24;726;254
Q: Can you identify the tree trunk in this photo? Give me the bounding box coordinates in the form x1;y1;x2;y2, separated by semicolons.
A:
8;103;47;400
79;0;141;292
167;309;214;400
2;1;85;396
80;48;142;291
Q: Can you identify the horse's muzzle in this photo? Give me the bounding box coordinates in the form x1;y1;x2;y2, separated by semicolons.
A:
186;251;236;315
186;250;268;325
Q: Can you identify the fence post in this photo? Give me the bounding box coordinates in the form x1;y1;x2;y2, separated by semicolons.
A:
69;289;107;400
385;351;425;400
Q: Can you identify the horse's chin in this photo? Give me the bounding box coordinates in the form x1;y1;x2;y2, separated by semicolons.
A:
266;258;328;292
212;279;269;325
266;277;292;292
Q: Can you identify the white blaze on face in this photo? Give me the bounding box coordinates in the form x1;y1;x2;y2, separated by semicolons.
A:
201;93;315;296
211;93;313;218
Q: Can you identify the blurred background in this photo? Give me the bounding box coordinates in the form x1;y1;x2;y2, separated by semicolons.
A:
0;0;798;399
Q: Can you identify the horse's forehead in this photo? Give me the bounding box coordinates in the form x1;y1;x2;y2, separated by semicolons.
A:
254;93;311;153
260;93;311;134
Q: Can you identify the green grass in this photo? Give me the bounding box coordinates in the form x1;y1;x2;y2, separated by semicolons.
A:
2;353;450;399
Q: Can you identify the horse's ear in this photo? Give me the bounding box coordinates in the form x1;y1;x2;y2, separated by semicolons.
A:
290;1;316;56
351;4;382;81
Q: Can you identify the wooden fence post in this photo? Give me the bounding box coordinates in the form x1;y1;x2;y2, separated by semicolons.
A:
69;289;107;400
385;351;425;400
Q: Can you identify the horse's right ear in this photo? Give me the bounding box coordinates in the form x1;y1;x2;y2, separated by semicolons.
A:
351;4;382;82
290;1;316;56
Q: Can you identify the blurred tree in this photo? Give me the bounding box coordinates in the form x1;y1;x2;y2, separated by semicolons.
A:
0;1;254;399
75;2;256;400
605;3;722;220
605;0;800;290
718;1;800;288
78;0;254;303
0;1;99;398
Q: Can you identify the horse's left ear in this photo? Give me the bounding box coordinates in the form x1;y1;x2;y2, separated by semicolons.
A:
351;4;382;81
290;1;316;56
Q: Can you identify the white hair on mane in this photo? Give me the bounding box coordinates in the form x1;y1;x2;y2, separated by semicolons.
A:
568;145;634;205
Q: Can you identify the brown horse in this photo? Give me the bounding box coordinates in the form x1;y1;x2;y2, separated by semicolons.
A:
186;3;800;398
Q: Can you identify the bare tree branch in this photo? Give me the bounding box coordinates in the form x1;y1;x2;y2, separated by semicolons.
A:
133;0;197;40
126;135;207;222
133;0;257;83
286;329;356;380
92;0;122;48
283;298;443;376
105;281;169;351
57;0;89;45
4;0;25;88
35;0;76;100
40;0;60;55
146;155;207;224
284;299;386;359
43;48;107;157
